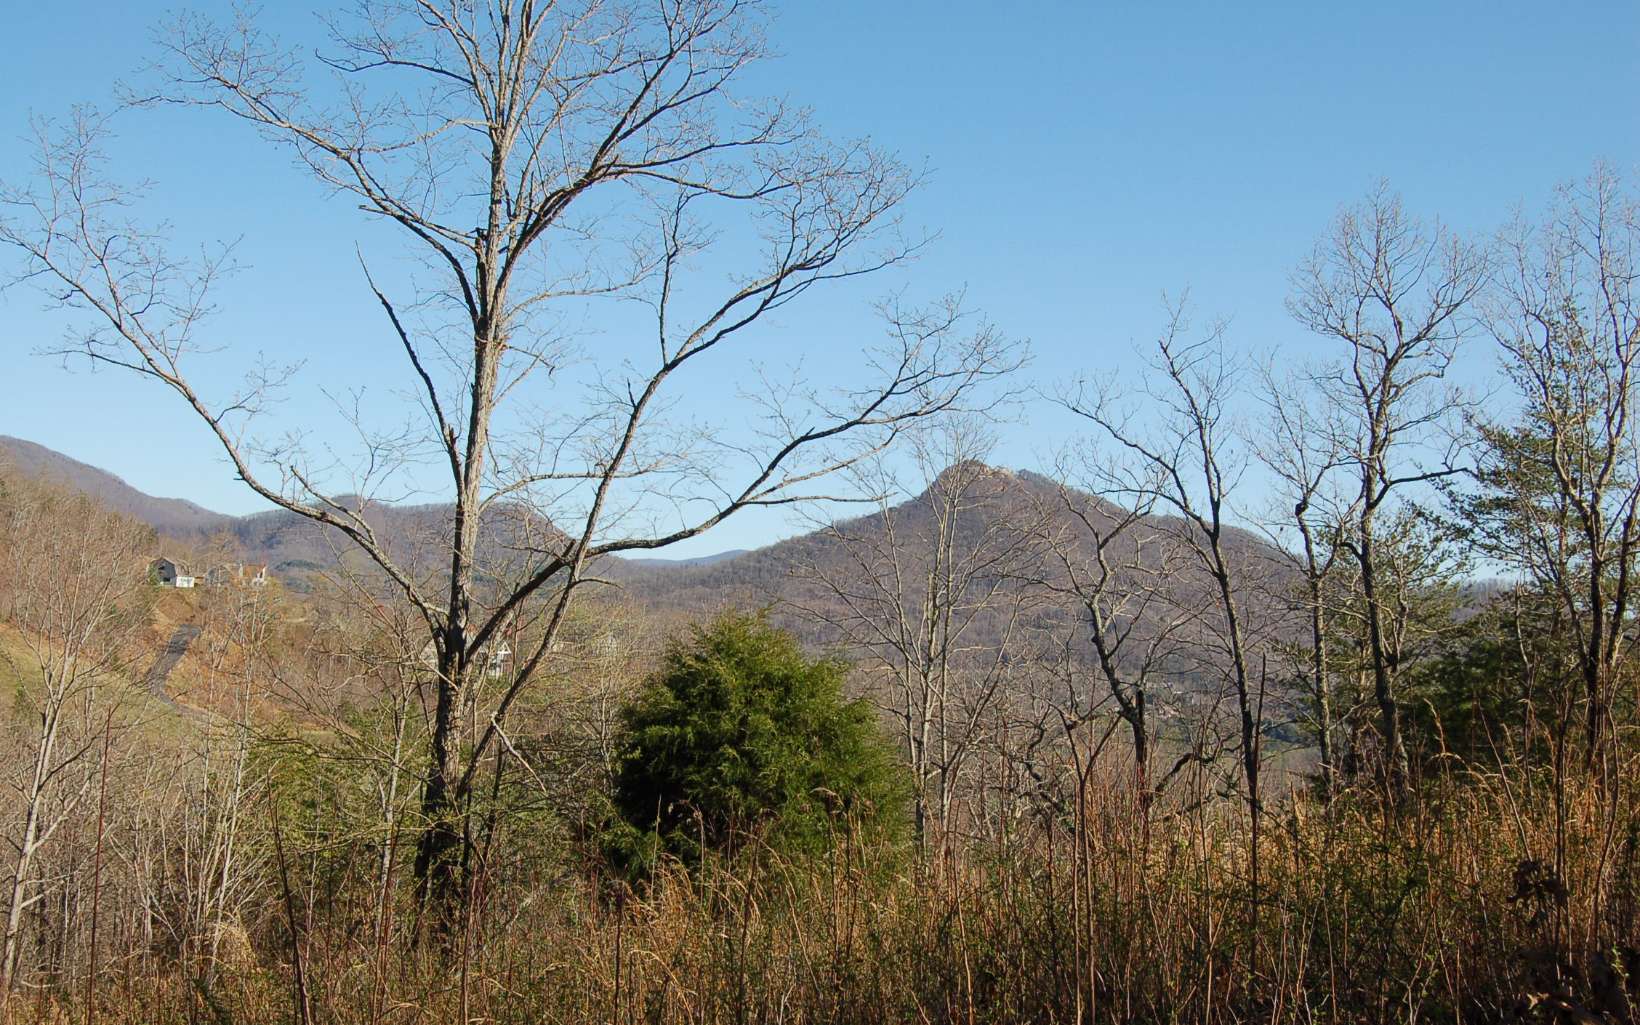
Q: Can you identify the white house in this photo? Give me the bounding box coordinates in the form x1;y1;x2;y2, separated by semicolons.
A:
206;563;270;588
417;636;514;679
150;558;197;589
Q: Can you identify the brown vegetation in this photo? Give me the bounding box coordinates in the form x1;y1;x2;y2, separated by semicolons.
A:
0;4;1638;1023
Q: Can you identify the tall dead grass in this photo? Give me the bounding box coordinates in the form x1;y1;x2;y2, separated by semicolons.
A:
7;749;1635;1025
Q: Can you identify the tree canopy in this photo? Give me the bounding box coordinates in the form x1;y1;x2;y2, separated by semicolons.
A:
609;613;906;874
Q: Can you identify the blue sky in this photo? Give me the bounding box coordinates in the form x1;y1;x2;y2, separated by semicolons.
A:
3;1;1638;554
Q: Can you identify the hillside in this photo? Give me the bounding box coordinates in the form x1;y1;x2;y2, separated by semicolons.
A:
0;437;573;586
611;465;1292;680
0;436;235;535
0;438;1295;690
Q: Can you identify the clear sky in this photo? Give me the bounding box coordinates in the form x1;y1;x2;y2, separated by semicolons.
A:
3;1;1638;554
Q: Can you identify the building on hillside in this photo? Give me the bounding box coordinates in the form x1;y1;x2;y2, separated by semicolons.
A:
206;563;270;588
417;635;515;679
486;642;513;678
150;557;197;589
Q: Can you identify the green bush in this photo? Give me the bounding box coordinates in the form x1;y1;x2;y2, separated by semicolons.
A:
607;612;907;876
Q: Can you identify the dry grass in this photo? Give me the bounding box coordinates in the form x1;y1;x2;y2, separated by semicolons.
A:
5;753;1634;1025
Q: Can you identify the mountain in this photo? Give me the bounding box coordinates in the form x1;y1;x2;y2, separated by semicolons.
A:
1;435;1308;728
0;437;580;583
609;464;1290;662
0;436;236;535
622;549;749;568
0;438;1292;671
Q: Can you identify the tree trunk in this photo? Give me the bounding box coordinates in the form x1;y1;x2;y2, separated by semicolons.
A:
1358;520;1409;793
1583;566;1608;770
415;289;503;910
0;722;51;1000
1311;589;1335;798
1129;695;1152;816
415;643;470;915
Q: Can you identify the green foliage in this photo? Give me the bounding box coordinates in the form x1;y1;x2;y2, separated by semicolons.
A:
607;612;907;876
246;711;430;895
1402;590;1565;768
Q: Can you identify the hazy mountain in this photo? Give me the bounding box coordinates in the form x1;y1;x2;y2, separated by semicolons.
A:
0;438;563;582
0;438;1291;664
609;464;1290;663
622;549;749;568
0;436;236;535
1;434;1307;724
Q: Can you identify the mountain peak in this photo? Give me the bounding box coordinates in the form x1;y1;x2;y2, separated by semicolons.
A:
926;459;1017;494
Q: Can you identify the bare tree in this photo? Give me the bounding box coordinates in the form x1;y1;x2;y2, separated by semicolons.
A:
1061;307;1273;939
788;420;1041;853
0;481;151;1000
0;1;1011;909
1290;185;1486;792
1031;450;1193;816
1470;167;1640;773
1254;362;1357;797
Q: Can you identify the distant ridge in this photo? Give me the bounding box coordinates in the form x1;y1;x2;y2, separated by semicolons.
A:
0;437;1292;673
623;549;749;568
0;437;578;580
0;436;235;535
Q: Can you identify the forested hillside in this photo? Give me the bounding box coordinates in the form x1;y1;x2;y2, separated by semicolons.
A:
1;2;1638;1023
